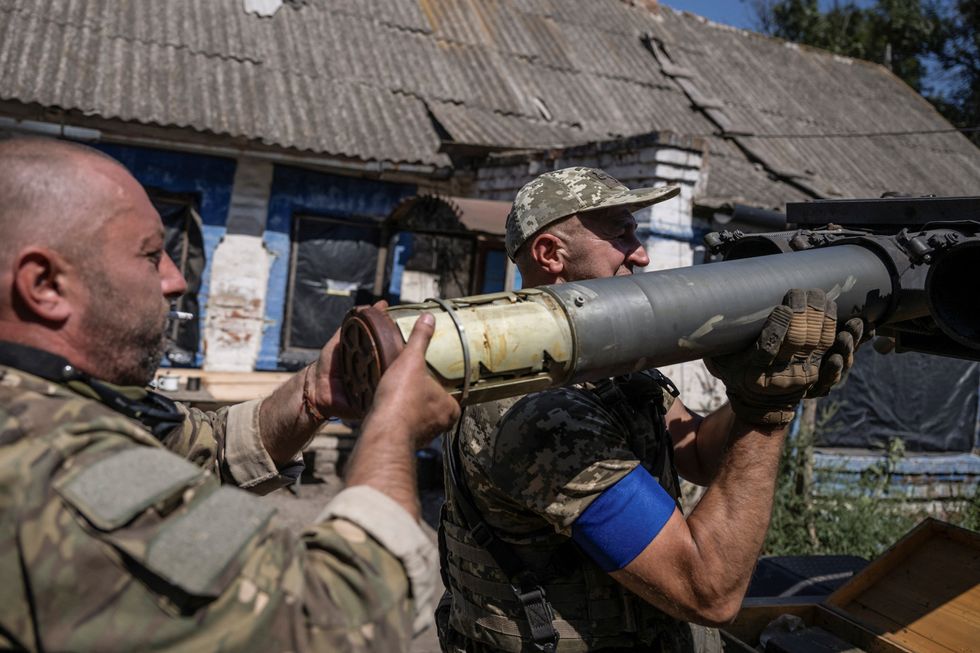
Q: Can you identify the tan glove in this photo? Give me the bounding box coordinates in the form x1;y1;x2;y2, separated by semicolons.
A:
806;317;870;397
704;288;837;427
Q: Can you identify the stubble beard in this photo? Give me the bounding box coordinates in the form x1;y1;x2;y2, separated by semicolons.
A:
80;268;168;387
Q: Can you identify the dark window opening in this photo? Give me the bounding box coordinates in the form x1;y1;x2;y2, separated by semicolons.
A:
149;190;205;366
397;231;475;301
383;195;510;303
280;214;381;369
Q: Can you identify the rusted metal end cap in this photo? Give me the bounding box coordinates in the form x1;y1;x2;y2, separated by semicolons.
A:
340;306;406;415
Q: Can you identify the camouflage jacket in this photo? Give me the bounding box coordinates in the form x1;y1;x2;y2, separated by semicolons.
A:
456;376;677;538
440;374;721;652
0;350;435;652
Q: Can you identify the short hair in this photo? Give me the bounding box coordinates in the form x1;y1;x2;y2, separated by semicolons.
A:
512;214;581;278
0;137;122;271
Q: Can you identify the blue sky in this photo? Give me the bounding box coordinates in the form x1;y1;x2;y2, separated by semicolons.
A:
661;1;875;31
659;1;756;28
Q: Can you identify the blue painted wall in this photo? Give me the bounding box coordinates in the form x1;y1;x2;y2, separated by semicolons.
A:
386;232;414;305
257;165;416;369
482;249;508;293
94;143;236;366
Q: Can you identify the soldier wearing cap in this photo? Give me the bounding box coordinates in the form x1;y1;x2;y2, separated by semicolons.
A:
0;137;460;652
437;167;865;652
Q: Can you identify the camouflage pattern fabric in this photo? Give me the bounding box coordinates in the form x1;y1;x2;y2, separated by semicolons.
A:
0;363;417;652
440;373;722;652
505;167;679;259
459;387;662;535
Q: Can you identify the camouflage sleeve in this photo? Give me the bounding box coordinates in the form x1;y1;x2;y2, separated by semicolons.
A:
161;399;302;493
317;485;440;636
468;388;641;536
15;439;429;653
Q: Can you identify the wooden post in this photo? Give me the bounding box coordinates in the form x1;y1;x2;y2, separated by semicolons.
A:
797;398;820;550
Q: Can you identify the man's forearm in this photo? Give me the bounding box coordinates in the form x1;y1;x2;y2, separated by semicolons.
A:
686;420;786;603
344;410;421;520
692;402;736;484
257;367;322;467
610;418;787;625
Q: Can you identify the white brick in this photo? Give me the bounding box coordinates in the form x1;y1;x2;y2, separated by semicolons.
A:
659;360;727;414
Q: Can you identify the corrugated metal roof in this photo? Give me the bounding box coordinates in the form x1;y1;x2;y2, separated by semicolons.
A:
429;99;580;147
0;0;447;165
1;0;977;202
701;136;811;210
648;9;980;198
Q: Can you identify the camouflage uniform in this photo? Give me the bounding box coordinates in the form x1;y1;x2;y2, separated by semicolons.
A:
0;344;436;652
439;168;717;652
439;376;721;653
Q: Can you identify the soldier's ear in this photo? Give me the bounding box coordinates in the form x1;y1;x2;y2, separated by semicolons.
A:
529;232;567;277
11;247;74;324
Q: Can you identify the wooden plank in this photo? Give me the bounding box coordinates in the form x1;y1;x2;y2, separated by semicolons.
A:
847;587;980;653
828;519;938;609
813;607;912;653
838;535;980;653
154;370;295;401
158;369;293;383
839;603;961;653
819;519;980;653
844;538;978;611
726;602;817;644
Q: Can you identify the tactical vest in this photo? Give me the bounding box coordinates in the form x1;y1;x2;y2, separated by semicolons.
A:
441;372;711;653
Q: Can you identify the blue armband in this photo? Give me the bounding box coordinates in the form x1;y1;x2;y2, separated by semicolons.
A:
571;466;676;572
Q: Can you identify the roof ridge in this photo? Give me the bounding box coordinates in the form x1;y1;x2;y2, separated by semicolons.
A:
659;4;895;73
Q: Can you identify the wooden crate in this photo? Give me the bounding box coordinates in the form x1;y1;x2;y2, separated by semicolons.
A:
726;519;980;653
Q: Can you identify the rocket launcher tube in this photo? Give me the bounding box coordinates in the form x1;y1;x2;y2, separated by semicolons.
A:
339;244;912;414
340;289;575;413
550;243;902;383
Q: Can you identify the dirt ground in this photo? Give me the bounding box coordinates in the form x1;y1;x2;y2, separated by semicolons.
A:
261;481;447;653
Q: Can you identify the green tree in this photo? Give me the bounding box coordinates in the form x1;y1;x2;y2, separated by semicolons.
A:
928;1;980;143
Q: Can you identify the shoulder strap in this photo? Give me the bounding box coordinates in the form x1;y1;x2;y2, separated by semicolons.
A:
591;373;683;504
446;409;560;653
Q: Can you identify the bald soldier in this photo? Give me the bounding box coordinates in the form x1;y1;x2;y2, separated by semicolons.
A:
0;137;460;652
437;168;866;653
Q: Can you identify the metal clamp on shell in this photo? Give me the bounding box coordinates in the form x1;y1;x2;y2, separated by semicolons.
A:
427;298;474;403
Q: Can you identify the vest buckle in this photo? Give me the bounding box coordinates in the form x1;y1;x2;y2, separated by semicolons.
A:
514;585;560;652
469;521;495;548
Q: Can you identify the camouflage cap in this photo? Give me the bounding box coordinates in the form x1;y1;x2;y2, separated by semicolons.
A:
505;167;680;260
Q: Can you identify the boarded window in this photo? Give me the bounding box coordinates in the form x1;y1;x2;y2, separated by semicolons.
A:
150;192;205;366
280;215;380;368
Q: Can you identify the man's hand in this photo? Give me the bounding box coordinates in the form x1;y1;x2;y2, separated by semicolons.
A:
308;301;391;421
344;312;460;521
367;312;461;448
807;317;868;397
704;288;840;426
308;328;358;420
